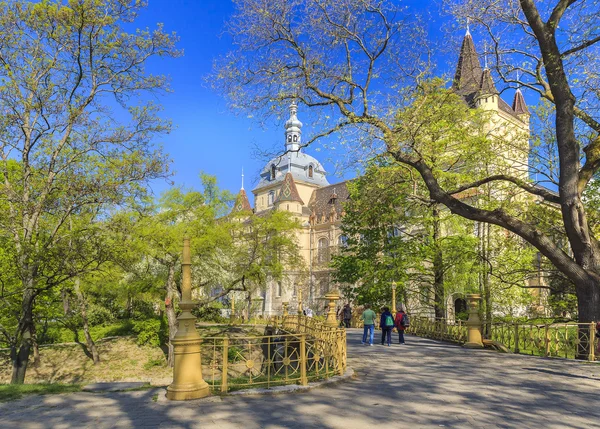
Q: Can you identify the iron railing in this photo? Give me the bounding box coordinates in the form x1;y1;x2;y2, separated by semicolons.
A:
407;317;598;361
200;315;346;393
406;317;468;344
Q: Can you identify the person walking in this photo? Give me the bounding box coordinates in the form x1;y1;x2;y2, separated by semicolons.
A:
380;307;394;346
394;304;408;344
343;304;352;328
361;305;376;345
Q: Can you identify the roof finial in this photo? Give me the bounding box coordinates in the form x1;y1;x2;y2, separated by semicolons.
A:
516;69;520;85
241;167;244;190
484;42;488;69
466;18;471;36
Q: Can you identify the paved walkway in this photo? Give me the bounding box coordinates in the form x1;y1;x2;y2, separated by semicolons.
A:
1;329;600;428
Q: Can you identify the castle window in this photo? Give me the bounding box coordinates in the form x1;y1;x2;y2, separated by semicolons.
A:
308;165;313;178
268;191;274;206
287;135;292;142
317;238;329;263
293;135;298;142
271;164;276;180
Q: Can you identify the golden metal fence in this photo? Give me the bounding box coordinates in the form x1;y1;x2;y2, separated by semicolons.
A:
200;315;347;393
490;322;598;361
406;317;468;343
407;317;598;362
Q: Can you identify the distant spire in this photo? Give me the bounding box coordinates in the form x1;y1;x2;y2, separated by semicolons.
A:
453;28;483;96
512;88;530;116
241;167;244;190
478;68;498;96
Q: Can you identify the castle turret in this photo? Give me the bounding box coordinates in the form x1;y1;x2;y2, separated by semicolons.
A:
285;101;302;152
512;88;530;120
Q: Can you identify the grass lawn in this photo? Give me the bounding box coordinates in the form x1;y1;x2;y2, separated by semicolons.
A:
0;337;172;385
0;383;81;402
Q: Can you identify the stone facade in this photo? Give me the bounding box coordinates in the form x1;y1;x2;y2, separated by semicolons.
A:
231;30;548;318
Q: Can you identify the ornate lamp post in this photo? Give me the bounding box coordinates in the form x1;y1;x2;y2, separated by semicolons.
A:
282;302;289;316
391;282;397;316
166;237;210;400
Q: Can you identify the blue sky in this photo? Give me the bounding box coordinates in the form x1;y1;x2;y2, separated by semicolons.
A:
135;0;534;202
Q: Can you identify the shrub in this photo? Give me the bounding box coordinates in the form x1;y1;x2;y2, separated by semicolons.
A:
193;302;227;323
87;304;116;326
132;318;167;347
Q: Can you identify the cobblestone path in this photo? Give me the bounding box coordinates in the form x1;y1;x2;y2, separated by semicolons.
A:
1;329;599;428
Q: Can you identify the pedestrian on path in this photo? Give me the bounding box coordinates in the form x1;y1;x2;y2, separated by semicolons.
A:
380;307;394;346
361;305;376;345
343;303;352;328
394;304;408;344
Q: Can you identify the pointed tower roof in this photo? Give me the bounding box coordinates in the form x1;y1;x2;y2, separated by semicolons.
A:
478;68;499;96
232;188;252;213
275;172;304;205
512;88;529;116
453;31;483;97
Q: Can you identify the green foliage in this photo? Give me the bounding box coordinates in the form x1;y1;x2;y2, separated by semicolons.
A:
193;302;226;323
39;321;135;345
132;318;167;348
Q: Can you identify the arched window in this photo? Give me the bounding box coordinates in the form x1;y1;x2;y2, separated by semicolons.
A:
317;237;329;263
293;135;298;142
308;165;313;178
268;191;274;206
270;164;276;180
287;134;292;142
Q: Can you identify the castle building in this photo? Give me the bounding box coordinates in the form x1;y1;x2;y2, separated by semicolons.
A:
231;29;536;318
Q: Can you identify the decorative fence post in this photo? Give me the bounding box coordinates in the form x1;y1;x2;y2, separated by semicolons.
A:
166;237;210;400
514;323;520;354
325;292;340;328
282;302;289;316
544;325;550;357
464;294;483;349
299;334;308;386
221;338;229;393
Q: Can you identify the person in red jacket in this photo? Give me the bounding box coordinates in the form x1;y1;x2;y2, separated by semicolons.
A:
394;304;408;344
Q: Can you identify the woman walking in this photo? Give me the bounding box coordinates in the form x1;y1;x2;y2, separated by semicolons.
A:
394;304;408;344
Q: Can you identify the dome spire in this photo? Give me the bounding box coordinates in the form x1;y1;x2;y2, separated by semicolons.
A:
285;100;302;152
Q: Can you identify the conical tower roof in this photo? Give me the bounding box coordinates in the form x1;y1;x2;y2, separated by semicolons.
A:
453;32;483;96
478;68;498;96
232;189;252;213
275;172;304;205
512;88;529;116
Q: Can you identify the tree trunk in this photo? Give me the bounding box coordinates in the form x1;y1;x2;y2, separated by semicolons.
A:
74;279;100;364
31;323;40;366
165;263;178;368
575;278;600;359
11;285;35;384
432;206;445;319
484;223;492;338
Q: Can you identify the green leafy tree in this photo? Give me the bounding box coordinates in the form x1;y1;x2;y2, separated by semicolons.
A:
0;0;179;383
215;0;600;357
